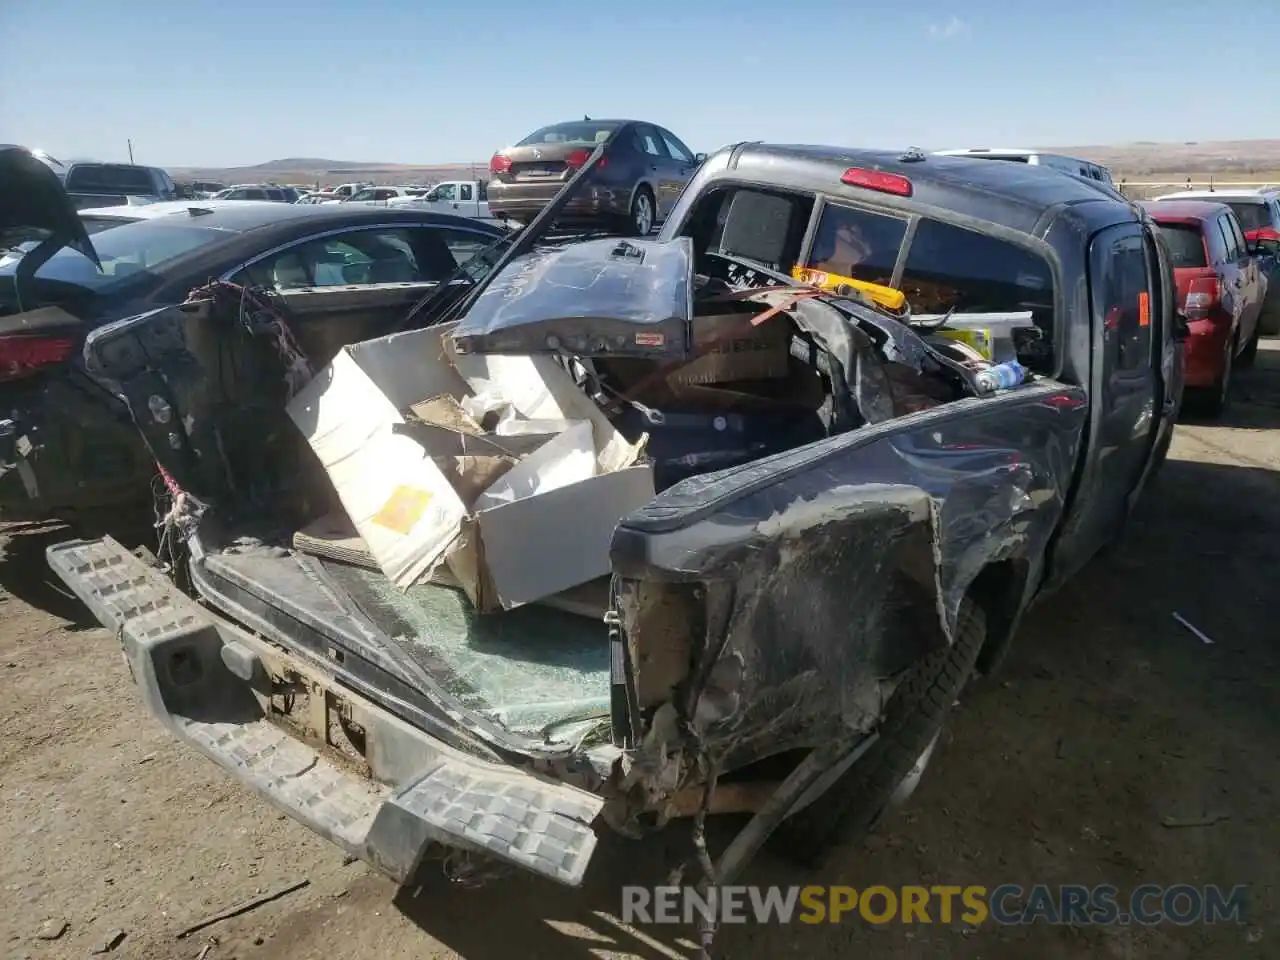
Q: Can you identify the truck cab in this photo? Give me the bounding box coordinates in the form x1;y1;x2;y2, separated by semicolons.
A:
63;162;180;210
659;143;1179;586
389;180;492;219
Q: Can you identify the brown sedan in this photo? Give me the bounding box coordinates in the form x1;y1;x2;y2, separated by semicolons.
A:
487;118;703;235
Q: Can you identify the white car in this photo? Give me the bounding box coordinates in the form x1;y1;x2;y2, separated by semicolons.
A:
320;186;415;206
934;148;1115;187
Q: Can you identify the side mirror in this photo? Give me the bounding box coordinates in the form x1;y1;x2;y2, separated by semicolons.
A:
1251;237;1280;257
694;153;708;163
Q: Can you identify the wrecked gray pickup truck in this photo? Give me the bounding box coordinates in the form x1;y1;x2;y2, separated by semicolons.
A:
47;143;1183;894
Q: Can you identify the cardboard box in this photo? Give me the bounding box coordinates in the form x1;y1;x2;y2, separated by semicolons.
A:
288;324;654;611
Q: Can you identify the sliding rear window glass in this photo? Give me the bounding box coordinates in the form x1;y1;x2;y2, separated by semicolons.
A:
900;218;1056;372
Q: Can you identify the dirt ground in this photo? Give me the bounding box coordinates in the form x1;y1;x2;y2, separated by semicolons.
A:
3;346;1279;960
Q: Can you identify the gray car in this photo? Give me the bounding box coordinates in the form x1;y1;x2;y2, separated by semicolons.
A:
487;119;703;235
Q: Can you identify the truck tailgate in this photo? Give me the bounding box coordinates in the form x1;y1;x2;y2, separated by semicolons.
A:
46;536;605;887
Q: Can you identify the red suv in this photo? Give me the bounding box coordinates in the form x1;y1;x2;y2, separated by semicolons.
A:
1141;200;1265;416
1154;189;1280;334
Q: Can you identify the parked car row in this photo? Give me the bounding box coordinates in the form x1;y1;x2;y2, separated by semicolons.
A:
5;139;1186;911
1139;190;1280;415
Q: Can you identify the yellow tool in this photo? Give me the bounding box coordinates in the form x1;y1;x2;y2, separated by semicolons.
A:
791;266;907;312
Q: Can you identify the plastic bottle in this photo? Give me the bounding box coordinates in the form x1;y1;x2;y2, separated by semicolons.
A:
974;361;1028;395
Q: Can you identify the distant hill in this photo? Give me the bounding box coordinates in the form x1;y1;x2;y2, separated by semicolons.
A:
170;157;484;187
169;139;1280;187
1056;139;1280;176
249;157;398;172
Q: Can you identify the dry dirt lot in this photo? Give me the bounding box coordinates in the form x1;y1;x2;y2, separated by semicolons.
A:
3;346;1279;960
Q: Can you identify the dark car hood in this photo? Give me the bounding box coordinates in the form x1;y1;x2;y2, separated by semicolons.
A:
450;236;695;360
0;145;100;266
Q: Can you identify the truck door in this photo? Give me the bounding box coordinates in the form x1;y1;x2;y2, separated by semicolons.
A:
457;181;475;214
1046;221;1162;585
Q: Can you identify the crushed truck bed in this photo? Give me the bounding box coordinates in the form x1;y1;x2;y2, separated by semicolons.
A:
324;562;610;734
202;540;611;738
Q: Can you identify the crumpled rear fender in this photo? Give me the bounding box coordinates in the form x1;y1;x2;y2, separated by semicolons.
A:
610;382;1087;770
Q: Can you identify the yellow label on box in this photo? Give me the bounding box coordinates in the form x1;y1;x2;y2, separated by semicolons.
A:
370;485;433;535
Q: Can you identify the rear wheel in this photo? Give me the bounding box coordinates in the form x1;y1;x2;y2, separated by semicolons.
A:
771;597;987;868
627;188;655;237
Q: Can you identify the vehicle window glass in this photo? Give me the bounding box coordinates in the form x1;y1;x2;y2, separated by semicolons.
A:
659;129;694;162
1203;219;1226;264
459;183;473;201
1143;228;1167;347
64;165;156;194
1091;229;1151;372
516;120;621;147
442;229;492;267
433;183;457;202
634;126;666;158
1227;215;1248;258
1229;217;1243;259
1225;202;1268;232
1218;217;1238;261
807;203;907;287
244;227;475;289
478;181;488;201
689;185;813;273
1155;224;1207;267
900;218;1057;371
0;220;224;291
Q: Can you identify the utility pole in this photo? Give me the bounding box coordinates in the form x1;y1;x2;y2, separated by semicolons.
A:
127;139;135;164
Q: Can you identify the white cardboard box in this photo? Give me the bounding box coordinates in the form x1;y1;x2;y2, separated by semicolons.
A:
287;324;654;610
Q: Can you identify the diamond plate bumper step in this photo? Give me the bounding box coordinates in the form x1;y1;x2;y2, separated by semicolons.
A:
47;537;604;886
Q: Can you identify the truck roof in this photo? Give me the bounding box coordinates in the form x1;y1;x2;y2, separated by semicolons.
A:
718;143;1134;234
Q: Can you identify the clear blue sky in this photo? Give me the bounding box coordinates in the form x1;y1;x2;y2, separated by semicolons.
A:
1;0;1276;168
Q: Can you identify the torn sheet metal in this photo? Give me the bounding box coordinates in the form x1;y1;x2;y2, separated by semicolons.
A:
611;381;1088;769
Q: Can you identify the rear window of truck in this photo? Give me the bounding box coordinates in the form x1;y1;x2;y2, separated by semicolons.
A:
65;165;155;194
678;185;1058;370
807;203;1055;364
1154;223;1208;267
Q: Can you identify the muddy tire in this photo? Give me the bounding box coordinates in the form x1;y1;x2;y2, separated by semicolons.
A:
771;597;987;868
